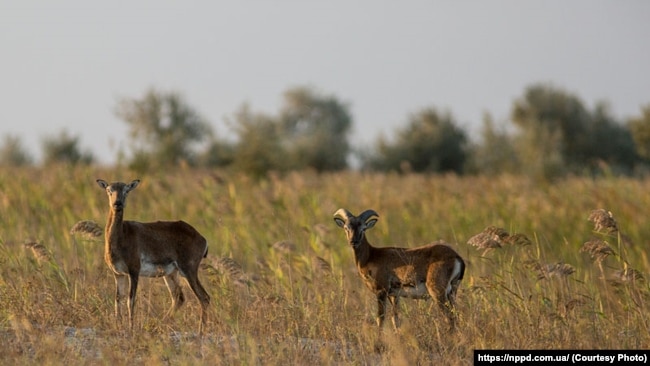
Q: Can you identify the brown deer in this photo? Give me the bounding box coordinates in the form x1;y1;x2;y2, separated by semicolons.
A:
96;179;210;333
334;208;465;331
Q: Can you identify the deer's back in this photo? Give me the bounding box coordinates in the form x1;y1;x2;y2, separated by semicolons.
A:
365;241;462;288
123;220;207;254
373;241;459;264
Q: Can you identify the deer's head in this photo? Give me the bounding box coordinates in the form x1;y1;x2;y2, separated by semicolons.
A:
333;208;379;248
97;179;140;212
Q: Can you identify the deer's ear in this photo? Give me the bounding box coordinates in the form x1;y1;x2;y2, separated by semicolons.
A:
127;179;141;191
96;179;108;189
334;217;346;228
365;219;378;229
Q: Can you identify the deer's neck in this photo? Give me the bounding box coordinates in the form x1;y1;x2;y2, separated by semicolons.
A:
353;240;372;268
104;209;124;262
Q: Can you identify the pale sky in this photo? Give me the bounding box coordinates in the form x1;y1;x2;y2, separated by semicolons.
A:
2;1;649;164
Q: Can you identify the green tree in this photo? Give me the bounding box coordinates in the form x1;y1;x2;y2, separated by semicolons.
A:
586;103;637;173
511;83;637;178
628;104;650;161
278;87;352;171
41;130;93;166
198;137;236;168
230;104;288;178
225;86;353;175
364;108;467;173
0;135;33;166
515;119;565;180
512;84;590;171
468;113;518;176
115;89;212;169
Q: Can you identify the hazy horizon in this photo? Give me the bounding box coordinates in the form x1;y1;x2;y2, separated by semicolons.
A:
2;1;649;164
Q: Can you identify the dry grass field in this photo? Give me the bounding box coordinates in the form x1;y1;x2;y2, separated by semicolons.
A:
1;166;649;365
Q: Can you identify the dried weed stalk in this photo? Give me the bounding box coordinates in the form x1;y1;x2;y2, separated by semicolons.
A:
540;262;576;280
560;297;587;318
312;223;330;238
70;220;104;240
467;226;531;254
588;209;634;245
611;268;644;284
23;241;52;265
467;226;507;250
588;209;619;234
312;256;332;275
531;261;576;280
206;256;252;287
580;238;616;263
507;233;532;246
607;266;647;308
581;209;644;290
272;240;296;254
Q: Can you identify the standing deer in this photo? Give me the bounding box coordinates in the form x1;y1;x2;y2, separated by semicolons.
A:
334;208;465;331
96;179;210;333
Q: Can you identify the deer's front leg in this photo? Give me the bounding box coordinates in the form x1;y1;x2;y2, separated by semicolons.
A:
114;274;129;322
127;272;139;330
389;295;401;329
376;291;388;329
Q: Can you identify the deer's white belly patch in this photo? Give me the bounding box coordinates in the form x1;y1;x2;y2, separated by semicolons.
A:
391;283;429;299
139;256;177;277
109;260;129;275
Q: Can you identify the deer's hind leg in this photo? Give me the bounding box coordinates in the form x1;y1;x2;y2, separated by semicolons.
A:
179;263;210;334
426;264;456;330
163;270;185;318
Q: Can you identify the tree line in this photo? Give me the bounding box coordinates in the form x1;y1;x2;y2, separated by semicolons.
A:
3;83;650;180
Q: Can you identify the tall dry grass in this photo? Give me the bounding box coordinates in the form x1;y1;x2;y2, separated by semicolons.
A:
1;166;649;365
